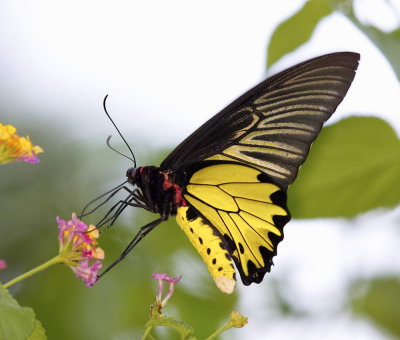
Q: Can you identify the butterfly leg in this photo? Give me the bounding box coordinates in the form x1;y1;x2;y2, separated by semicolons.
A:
80;182;129;217
94;192;147;229
97;217;164;279
80;183;145;219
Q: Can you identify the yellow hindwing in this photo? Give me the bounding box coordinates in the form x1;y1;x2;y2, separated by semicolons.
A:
183;162;289;285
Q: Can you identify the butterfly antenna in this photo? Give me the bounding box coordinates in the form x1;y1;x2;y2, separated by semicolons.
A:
106;136;135;163
103;94;137;167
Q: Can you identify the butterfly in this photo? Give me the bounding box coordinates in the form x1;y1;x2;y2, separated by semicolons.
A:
97;52;360;293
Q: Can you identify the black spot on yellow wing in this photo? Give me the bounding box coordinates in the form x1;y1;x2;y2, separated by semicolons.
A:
186;206;198;221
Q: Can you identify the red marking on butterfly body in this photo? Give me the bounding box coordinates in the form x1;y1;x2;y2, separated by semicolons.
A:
162;173;187;207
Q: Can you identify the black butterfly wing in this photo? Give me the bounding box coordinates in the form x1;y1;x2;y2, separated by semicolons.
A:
161;52;360;190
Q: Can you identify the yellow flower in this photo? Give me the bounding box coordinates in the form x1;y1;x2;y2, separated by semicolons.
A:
229;311;248;328
0;123;43;164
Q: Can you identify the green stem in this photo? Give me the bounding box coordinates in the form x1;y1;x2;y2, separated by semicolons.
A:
204;322;232;340
140;304;159;340
3;255;64;288
140;325;153;340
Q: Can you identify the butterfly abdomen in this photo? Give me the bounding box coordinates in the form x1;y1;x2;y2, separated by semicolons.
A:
176;206;237;294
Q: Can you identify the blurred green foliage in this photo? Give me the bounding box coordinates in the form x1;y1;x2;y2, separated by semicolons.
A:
345;7;400;80
268;0;400;81
267;0;333;67
351;277;400;338
289;116;400;218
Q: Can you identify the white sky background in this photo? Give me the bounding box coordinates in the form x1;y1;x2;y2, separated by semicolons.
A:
0;1;399;339
1;0;399;144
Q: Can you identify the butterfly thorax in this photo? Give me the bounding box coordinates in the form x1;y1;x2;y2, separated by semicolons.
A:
126;166;186;219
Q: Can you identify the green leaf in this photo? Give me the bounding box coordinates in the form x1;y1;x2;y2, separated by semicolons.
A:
288;116;400;218
0;285;47;340
267;0;333;67
351;277;400;337
343;9;400;80
27;321;46;340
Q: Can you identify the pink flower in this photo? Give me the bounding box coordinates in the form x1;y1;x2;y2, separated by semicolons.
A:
57;213;104;287
71;260;102;288
152;273;181;310
0;259;7;270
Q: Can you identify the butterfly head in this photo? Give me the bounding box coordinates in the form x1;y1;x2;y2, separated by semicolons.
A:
126;167;140;185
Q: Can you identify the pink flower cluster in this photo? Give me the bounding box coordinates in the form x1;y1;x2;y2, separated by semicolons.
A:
57;213;104;287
